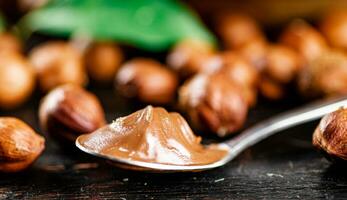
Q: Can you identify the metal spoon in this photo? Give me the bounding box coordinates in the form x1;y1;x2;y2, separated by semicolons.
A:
76;96;347;172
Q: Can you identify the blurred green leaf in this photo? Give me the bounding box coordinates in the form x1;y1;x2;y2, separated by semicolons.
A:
21;0;216;51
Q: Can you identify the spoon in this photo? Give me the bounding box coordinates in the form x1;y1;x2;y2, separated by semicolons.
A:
76;96;347;172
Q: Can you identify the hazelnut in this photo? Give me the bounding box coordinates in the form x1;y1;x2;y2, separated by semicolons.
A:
313;108;347;162
259;77;285;100
39;84;106;141
237;38;268;71
280;20;327;62
167;39;215;78
320;10;347;50
202;52;259;106
0;32;22;53
206;52;259;88
298;50;347;98
116;58;178;104
216;13;264;49
0;52;35;109
29;41;88;92
0;117;45;172
179;73;248;137
85;42;123;83
265;44;303;84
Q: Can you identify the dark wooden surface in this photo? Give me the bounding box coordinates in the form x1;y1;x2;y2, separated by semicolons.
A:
0;86;347;200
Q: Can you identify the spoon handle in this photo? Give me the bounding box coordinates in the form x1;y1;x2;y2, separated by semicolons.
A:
225;96;347;162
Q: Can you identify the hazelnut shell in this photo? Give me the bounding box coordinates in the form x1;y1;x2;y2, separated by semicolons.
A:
0;117;45;172
39;84;106;141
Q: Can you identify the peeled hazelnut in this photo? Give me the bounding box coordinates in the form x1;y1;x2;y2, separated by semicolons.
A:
85;42;123;83
202;52;259;106
320;10;347;50
116;58;178;104
39;84;106;141
0;52;35;109
265;44;303;84
216;13;264;49
259;77;285;101
167;39;215;77
298;50;347;98
237;38;268;71
179;73;248;137
280;20;327;62
0;32;22;53
0;117;45;172
29;41;88;92
313;108;347;162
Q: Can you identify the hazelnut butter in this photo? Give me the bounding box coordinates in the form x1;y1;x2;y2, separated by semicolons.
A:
77;106;227;166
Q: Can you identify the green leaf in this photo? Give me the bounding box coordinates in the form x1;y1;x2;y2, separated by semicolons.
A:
20;0;216;51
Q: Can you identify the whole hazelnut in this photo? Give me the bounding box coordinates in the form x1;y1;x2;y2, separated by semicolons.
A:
85;42;123;83
29;41;88;92
237;38;268;71
39;84;106;141
0;52;35;109
313;108;347;162
208;52;259;88
0;117;45;172
167;39;215;78
320;10;347;50
259;77;285;100
265;44;303;84
216;13;264;49
202;52;259;106
116;58;178;104
179;73;248;137
0;32;22;53
280;20;327;62
298;50;347;98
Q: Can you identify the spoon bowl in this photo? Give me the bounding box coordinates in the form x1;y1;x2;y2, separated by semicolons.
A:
76;96;347;172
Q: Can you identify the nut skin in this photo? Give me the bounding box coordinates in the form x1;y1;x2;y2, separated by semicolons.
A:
0;52;35;109
216;13;265;49
320;10;347;50
0;32;22;53
116;58;179;104
85;42;123;84
280;20;327;62
179;73;248;137
298;50;347;98
167;39;215;78
0;117;45;172
202;52;259;106
29;41;88;92
313;108;347;161
39;84;106;142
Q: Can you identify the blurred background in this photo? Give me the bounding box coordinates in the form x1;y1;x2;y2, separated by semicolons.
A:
1;0;347;137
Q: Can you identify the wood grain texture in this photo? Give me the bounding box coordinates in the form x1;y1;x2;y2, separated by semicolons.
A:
0;83;347;200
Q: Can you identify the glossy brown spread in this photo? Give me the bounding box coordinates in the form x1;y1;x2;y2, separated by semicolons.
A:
77;106;227;166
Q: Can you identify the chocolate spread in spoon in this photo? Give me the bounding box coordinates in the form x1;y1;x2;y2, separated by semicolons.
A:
77;106;227;166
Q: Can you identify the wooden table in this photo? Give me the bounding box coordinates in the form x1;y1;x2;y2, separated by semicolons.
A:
1;86;346;199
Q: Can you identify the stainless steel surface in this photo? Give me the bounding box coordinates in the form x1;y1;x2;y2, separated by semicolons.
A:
76;96;347;172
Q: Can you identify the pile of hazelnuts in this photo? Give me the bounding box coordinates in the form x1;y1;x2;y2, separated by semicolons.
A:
2;10;347;172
